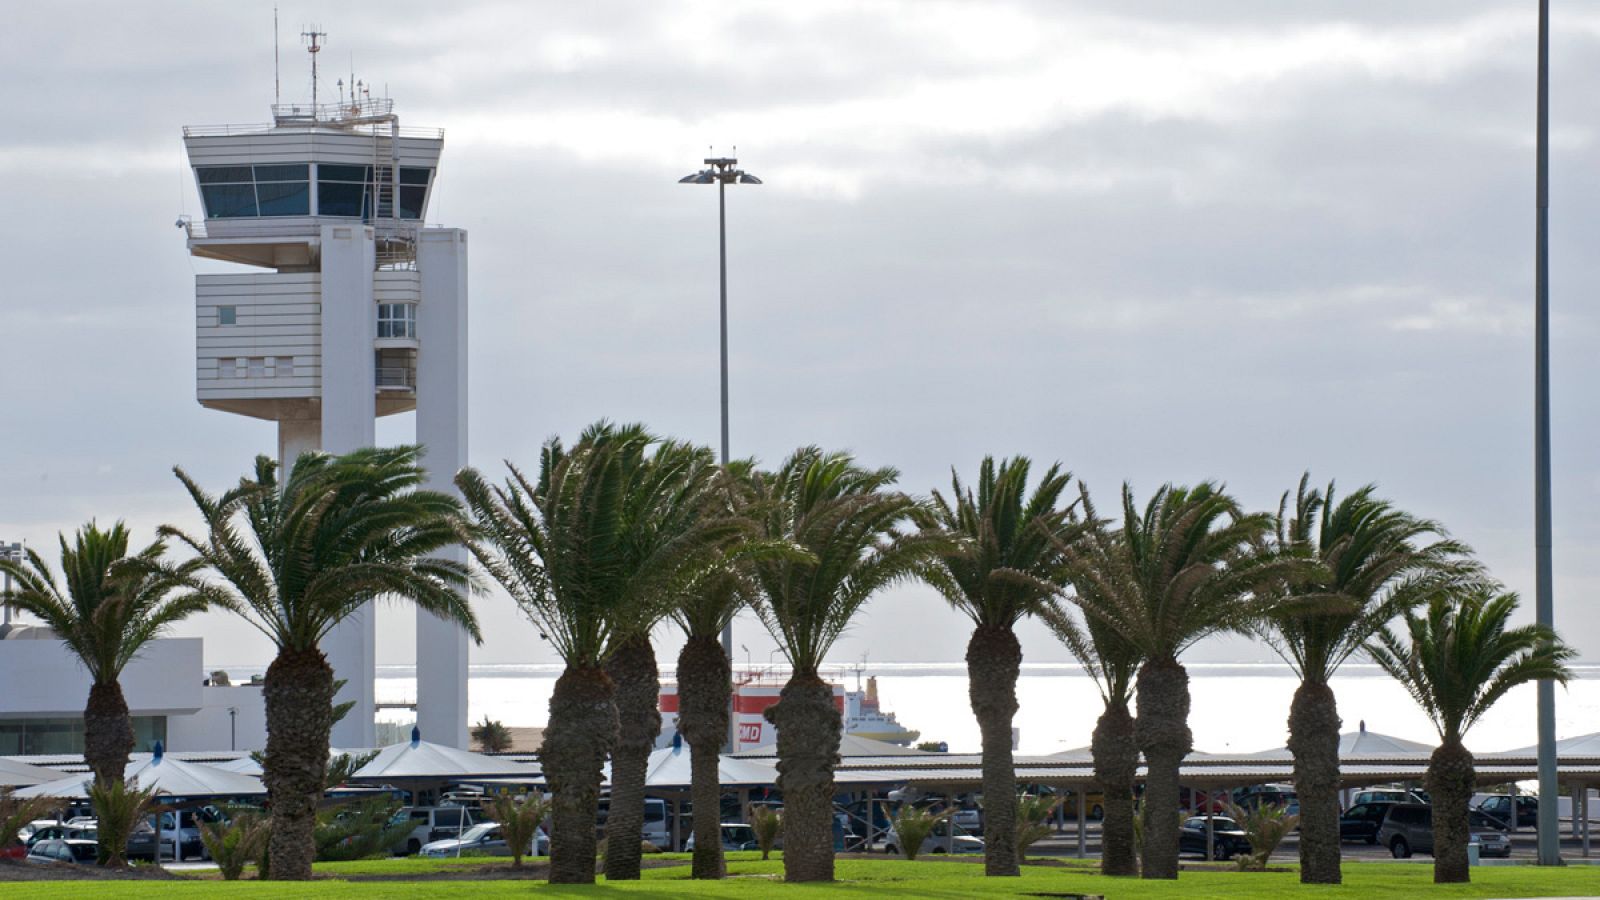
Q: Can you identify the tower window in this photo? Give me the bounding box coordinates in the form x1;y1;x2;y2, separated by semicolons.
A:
377;304;417;339
218;306;237;326
195;164;308;218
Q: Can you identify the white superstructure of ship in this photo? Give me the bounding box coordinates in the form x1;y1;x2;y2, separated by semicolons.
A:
658;664;920;751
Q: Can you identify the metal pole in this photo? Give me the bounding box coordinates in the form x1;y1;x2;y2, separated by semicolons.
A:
718;175;737;755
1534;0;1562;868
1076;790;1086;858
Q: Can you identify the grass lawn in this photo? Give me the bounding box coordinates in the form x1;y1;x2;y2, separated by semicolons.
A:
6;854;1600;898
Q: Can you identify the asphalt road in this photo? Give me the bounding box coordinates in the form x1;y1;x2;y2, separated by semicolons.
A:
1023;822;1598;863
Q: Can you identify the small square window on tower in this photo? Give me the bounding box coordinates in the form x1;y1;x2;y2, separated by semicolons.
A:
218;306;237;326
277;357;294;377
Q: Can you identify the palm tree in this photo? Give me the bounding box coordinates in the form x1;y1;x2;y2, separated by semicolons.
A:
0;522;206;789
456;423;740;884
670;564;743;880
1040;585;1143;875
916;456;1078;876
163;446;479;881
1259;476;1474;884
471;716;512;753
745;447;942;883
1063;482;1286;880
1368;586;1574;883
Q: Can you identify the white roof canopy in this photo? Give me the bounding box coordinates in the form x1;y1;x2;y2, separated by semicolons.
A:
0;757;66;788
350;728;539;782
15;749;264;800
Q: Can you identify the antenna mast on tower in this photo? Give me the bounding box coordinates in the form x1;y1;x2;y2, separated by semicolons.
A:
302;27;326;107
273;6;281;104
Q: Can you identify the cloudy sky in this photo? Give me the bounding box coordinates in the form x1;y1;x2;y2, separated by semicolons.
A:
3;1;1599;671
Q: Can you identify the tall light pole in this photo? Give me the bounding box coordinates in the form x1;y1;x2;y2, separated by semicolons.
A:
680;154;761;751
1533;0;1561;866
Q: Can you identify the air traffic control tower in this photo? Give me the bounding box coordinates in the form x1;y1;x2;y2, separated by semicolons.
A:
179;72;471;748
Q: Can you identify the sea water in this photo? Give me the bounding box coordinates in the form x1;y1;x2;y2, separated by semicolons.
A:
338;662;1600;756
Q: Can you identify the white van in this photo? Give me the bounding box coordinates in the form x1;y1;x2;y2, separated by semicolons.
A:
391;806;480;855
596;798;671;850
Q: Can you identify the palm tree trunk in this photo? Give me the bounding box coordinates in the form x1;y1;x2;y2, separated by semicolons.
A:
543;664;617;884
967;622;1020;876
603;635;662;881
766;672;840;883
260;647;335;881
83;680;135;788
1092;698;1138;876
1425;737;1475;884
677;632;731;879
1134;658;1191;880
1288;678;1342;884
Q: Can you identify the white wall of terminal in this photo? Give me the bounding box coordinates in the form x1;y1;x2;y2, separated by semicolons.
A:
0;637;268;752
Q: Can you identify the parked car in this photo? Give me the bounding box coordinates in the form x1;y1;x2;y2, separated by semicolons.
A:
1477;794;1539;829
127;819;160;862
684;823;760;852
24;823;97;848
1350;788;1427;807
25;839;100;865
1376;803;1511;859
1234;784;1298;812
16;819;59;843
419;822;549;858
882;820;984;856
391;805;481;856
156;809;214;861
1339;801;1398;844
1178;815;1252;860
950;804;983;835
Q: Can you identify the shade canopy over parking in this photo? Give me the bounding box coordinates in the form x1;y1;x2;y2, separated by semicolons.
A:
15;745;265;800
1244;723;1435;761
349;727;539;783
0;756;65;788
632;744;776;789
1500;731;1600;758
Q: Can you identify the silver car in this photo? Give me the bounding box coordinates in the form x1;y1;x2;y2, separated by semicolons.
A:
419;822;549;858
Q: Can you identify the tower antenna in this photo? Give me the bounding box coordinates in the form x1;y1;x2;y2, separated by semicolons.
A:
302;27;326;108
273;7;280;105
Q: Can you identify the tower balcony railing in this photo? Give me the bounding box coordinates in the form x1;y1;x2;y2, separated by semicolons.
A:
181;218;422;244
272;97;395;124
183;121;444;139
375;367;416;391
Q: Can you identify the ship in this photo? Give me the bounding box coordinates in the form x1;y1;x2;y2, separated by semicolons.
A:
658;665;920;751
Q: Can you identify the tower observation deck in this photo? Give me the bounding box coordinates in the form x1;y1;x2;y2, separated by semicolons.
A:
180;86;472;749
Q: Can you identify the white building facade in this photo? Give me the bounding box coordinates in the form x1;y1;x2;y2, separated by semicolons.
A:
179;95;471;749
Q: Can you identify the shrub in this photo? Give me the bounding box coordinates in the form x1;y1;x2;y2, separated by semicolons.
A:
1224;802;1300;871
199;810;269;880
1016;794;1056;861
485;793;548;867
86;778;157;868
0;790;54;862
750;805;782;861
890;805;951;861
313;797;411;861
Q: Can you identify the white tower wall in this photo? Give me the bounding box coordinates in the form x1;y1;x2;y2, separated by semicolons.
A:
319;224;380;749
415;228;470;748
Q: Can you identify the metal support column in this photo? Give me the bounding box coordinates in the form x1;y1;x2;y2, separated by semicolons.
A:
1077;790;1086;858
